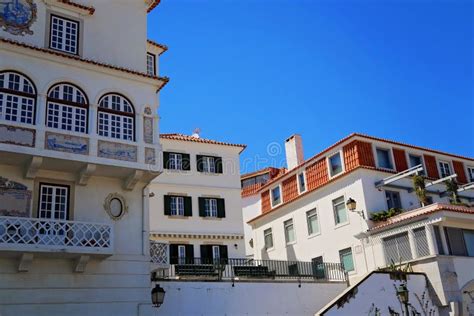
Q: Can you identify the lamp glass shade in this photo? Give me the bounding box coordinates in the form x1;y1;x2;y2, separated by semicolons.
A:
346;198;357;211
151;284;166;307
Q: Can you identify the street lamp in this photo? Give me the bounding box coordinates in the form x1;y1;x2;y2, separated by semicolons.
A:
346;198;365;219
151;284;166;308
396;283;410;315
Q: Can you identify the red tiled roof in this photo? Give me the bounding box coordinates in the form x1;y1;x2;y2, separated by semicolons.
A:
58;0;95;15
147;39;168;55
369;203;474;232
160;133;246;152
1;37;169;89
147;0;161;13
241;167;286;180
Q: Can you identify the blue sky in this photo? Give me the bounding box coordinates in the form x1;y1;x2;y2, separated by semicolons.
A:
148;0;473;173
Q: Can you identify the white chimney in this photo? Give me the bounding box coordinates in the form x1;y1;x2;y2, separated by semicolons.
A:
285;134;304;170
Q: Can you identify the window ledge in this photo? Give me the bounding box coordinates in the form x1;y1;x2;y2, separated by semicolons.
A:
265;247;275;253
308;232;321;240
285;241;297;247
166;215;189;219
201;217;222;221
198;171;222;176
334;221;350;230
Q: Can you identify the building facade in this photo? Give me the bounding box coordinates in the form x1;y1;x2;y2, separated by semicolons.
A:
0;1;167;315
149;133;246;270
243;133;474;315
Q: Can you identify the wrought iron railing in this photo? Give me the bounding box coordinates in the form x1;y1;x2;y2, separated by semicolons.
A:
0;216;113;254
152;257;347;282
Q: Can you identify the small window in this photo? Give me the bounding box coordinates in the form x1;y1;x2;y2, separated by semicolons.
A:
169;153;182;170
284;219;295;244
98;93;135;141
376;148;393;169
271;186;282;207
383;232;412;264
306;209;319;236
212;245;220;260
204;198;218;217
332;196;348;225
385;191;402;209
170;196;184;216
146;53;156;76
264;228;273;249
408;154;425;175
438;161;451;178
413;227;430;258
0;71;36;125
298;172;306;193
38;184;69;220
339;248;354;272
444;227;474;257
178;245;186;264
242;177;256;188
49;15;80;55
468;167;474;183
203;156;215;173
197;155;222;174
328;152;343;177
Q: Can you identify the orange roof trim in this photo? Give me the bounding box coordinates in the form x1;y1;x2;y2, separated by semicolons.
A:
58;0;95;15
1;37;169;88
160;133;246;152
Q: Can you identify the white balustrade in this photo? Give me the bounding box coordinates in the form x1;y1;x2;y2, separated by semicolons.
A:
150;240;169;267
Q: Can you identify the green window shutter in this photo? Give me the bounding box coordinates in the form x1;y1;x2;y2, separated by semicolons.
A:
215;157;223;174
198;197;206;217
169;244;178;264
217;198;226;218
163;195;171;216
185;244;194;264
182;154;191;171
163;152;170;170
196;155;204;172
184;196;192;217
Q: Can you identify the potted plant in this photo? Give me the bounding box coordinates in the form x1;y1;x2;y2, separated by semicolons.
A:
413;175;427;206
445;179;461;205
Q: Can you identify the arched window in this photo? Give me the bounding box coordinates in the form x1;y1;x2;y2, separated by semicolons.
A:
98;93;135;141
46;83;88;133
0;71;36;124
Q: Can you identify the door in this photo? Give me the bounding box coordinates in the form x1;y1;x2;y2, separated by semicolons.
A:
312;256;325;279
38;184;69;245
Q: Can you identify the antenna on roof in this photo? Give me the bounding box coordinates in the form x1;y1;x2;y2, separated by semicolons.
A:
191;128;201;138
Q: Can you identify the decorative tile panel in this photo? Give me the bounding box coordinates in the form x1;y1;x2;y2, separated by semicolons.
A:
0;124;35;147
45;132;89;155
143;117;154;144
145;147;156;164
0;177;31;217
98;140;137;162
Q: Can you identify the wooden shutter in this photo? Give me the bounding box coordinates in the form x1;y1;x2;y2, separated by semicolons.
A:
219;245;228;263
185;244;194;263
182;154;191;171
163;152;170;169
200;245;212;264
198;197;206;217
184;196;192;216
196;155;204;172
217;198;226;218
163;195;171;216
169;244;178;264
215;157;223;174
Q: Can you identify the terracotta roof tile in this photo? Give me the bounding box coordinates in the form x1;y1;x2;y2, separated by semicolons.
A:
147;0;161;13
1;37;169;88
160;133;246;152
369;203;474;232
147;39;168;55
58;0;95;15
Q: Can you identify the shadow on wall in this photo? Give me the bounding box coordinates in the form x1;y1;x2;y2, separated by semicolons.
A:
286;243;297;262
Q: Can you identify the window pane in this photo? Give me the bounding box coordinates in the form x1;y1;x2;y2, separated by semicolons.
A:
271;187;281;206
284;219;295;244
385;191;402;209
463;230;474;257
264;228;273;249
298;173;306;192
329;153;343;177
377;148;393;169
307;209;319;235
333;196;347;225
339;248;354;272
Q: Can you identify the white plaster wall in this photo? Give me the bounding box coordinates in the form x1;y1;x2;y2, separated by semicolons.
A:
0;0;148;71
157;281;347;316
242;193;260;257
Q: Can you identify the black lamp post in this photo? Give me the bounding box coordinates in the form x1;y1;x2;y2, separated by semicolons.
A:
151;284;166;308
396;283;410;316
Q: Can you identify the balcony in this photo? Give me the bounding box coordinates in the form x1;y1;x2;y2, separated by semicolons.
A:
0;216;113;256
150;241;347;283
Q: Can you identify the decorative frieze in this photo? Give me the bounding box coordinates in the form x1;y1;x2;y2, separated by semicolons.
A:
150;232;244;240
98;140;137;162
45;132;89;155
0;124;35;147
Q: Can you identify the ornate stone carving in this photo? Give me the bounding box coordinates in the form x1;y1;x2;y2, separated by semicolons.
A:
0;0;37;36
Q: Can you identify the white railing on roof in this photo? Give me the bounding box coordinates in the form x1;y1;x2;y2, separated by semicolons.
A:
0;216;113;255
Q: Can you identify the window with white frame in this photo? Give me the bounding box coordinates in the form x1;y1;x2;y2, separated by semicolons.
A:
212;245;220;261
385;190;402;209
264;228;273;249
204;198;218;217
39;184;69;220
178;245;186;264
0;71;36;124
202;156;216;173
408;154;425;175
376;148;394;169
49;15;79;54
306;208;319;236
271;186;282;207
46;83;88;133
468;167;474;183
98;94;135;141
284;219;295;244
383;232;412;264
438;161;451;178
339;248;355;272
298;172;306;193
332;196;348;225
329;152;343;177
170;196;185;216
169;153;183;170
146;53;156;76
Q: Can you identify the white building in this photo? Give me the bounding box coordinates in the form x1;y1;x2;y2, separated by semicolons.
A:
243;133;474;315
0;1;167;315
149;133;247;270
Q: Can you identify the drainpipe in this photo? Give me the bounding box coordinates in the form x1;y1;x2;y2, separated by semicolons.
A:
142;185;150;256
